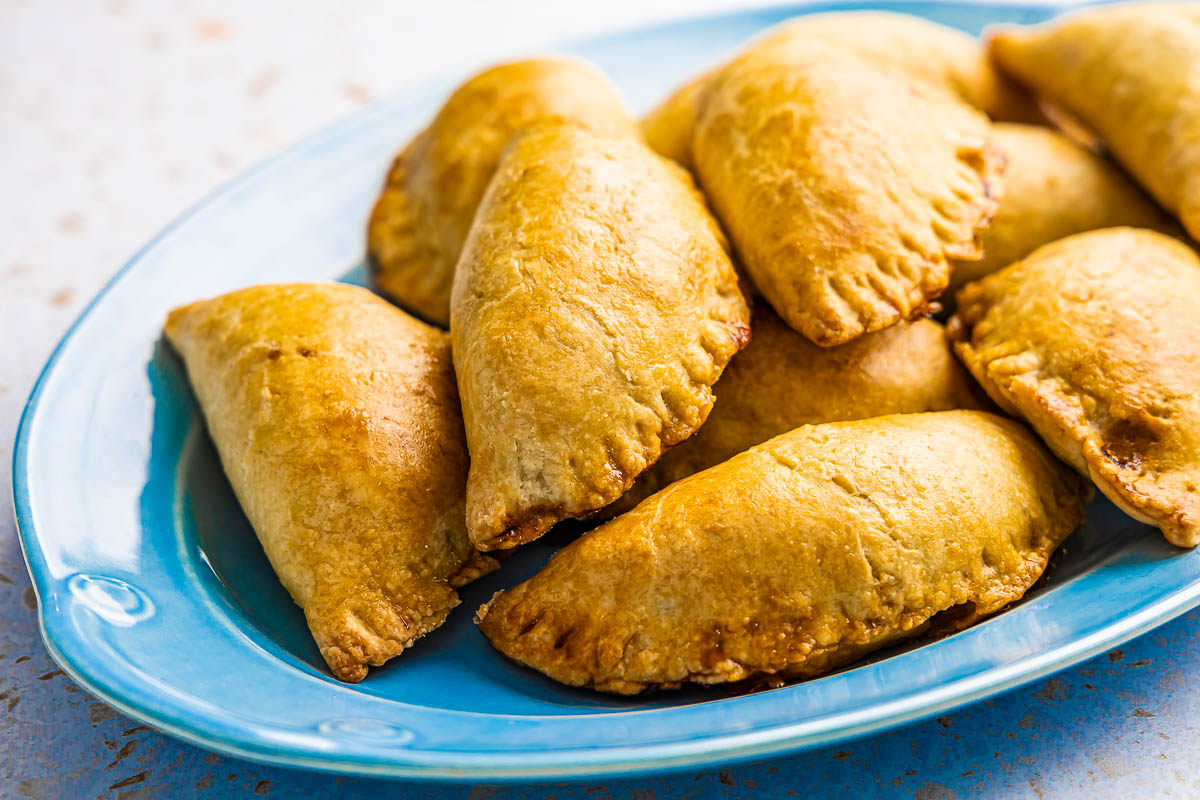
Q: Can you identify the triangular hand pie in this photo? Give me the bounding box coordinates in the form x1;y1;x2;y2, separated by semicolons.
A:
451;121;750;551
642;11;1038;172
946;123;1179;300
694;42;1003;346
949;228;1200;547
477;411;1087;693
989;4;1200;240
367;58;638;325
166;283;496;681
604;310;982;516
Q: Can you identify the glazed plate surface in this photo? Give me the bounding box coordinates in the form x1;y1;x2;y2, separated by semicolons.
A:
14;0;1199;781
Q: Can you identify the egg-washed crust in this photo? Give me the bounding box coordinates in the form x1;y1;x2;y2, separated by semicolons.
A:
988;3;1200;240
945;124;1179;301
165;283;498;682
477;411;1087;694
367;57;640;326
602;311;983;517
758;12;1041;123
641;10;1039;172
949;228;1200;548
694;41;1003;347
451;121;750;552
640;71;712;172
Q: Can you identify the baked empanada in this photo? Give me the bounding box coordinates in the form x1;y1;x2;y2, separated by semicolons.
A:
367;58;638;324
477;410;1087;694
642;11;1038;171
946;123;1178;299
605;310;982;515
694;42;1003;346
641;72;711;171
452;121;750;551
759;11;1041;122
949;228;1200;547
165;283;496;681
989;4;1200;239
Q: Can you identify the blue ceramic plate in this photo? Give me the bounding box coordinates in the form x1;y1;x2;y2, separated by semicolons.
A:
14;0;1199;782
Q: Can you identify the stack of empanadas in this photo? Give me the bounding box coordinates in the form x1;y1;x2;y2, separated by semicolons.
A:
166;3;1200;691
367;58;640;325
989;3;1200;240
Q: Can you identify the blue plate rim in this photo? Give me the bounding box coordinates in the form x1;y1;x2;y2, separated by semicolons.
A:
13;0;1190;783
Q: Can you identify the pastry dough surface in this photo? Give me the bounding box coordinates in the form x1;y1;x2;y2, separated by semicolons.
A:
367;58;638;325
989;3;1200;239
451;122;750;551
759;12;1040;122
606;311;982;515
641;72;711;172
477;411;1087;693
949;228;1200;547
694;42;1003;346
166;283;496;681
641;11;1038;171
947;124;1177;299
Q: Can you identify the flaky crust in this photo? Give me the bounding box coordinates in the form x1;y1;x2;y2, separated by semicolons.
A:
451;122;750;551
640;71;711;171
946;124;1178;300
989;4;1200;240
694;42;1003;346
366;58;638;325
165;283;497;681
948;228;1200;547
477;411;1087;694
759;12;1041;122
641;11;1038;171
603;311;982;516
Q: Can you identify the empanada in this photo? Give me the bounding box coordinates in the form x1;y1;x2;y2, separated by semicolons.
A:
477;410;1087;694
946;123;1178;299
759;12;1041;122
165;283;496;681
694;41;1003;346
989;4;1200;239
605;310;982;515
367;58;639;324
949;228;1200;547
641;72;711;171
451;121;750;551
642;11;1038;171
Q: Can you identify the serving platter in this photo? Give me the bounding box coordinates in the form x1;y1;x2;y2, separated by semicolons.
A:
14;0;1199;781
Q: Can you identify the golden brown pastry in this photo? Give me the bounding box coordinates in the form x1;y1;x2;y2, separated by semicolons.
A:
605;310;982;515
946;123;1178;299
165;283;496;682
367;58;639;324
949;228;1200;547
452;121;750;552
694;41;1003;346
640;72;711;171
477;410;1088;694
759;12;1041;122
641;11;1038;170
989;4;1200;240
